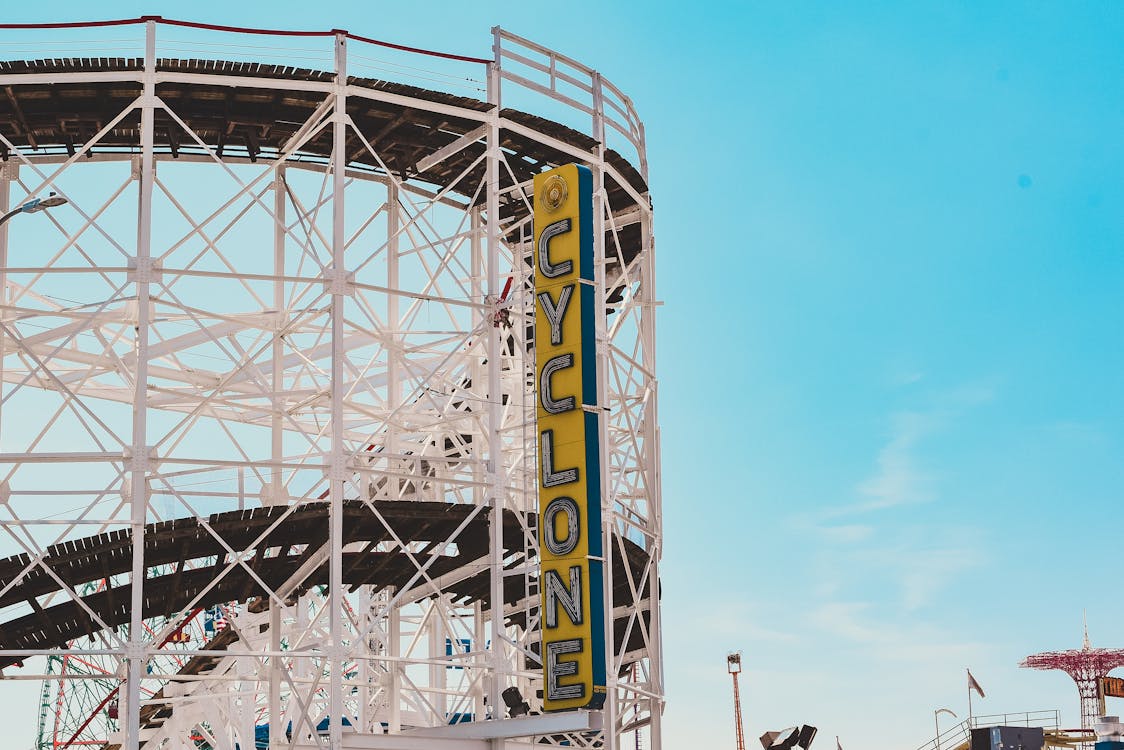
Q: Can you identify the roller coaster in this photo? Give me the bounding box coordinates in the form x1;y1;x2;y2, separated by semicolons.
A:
0;17;661;750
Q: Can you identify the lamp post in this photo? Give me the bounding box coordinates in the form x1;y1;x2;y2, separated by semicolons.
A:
728;653;745;750
0;192;68;226
934;708;957;750
0;190;67;449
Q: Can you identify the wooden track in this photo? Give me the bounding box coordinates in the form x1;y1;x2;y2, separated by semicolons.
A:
0;58;646;271
0;500;650;669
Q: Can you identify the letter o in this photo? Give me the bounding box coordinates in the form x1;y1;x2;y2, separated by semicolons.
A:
543;496;581;556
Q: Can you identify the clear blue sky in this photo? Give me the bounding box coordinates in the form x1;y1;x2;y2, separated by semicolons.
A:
1;2;1122;748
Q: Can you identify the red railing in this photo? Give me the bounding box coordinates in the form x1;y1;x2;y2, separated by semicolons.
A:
0;15;489;64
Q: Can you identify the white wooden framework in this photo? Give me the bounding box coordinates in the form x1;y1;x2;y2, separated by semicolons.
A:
0;19;661;750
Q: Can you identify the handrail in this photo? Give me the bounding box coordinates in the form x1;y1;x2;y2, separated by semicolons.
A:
0;15;491;64
492;27;648;181
0;18;648;179
968;709;1060;728
913;710;1060;750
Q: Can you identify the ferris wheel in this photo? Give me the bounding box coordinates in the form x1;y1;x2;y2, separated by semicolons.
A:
35;593;241;750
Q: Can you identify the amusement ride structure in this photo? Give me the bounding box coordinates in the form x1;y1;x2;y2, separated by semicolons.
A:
1022;625;1124;748
0;16;661;750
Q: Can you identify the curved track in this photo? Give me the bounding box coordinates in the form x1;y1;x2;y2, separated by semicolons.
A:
0;500;650;670
0;58;646;273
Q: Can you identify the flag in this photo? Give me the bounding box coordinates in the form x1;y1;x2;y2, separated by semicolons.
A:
968;669;985;698
205;605;228;634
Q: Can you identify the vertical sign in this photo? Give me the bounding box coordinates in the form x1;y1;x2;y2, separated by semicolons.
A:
534;164;606;711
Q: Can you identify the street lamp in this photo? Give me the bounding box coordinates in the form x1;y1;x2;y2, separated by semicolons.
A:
0;192;68;226
934;708;957;750
0;191;66;446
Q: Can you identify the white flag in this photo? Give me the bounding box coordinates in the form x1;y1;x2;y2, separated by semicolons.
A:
968;669;985;698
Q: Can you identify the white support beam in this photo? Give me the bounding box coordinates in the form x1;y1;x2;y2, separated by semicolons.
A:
328;30;350;750
413;710;603;740
125;20;157;750
415;126;488;175
295;736;490;750
291;711;601;749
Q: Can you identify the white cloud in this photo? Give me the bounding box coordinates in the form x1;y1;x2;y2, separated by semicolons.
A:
1048;420;1106;443
811;599;985;665
816;523;874;543
943;379;1000;409
854;410;939;512
824;377;999;520
891;369;925;386
897;543;982;611
807;531;984;613
687;599;800;644
812;410;940;522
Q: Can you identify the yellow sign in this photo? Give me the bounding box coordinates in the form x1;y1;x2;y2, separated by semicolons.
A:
534;163;606;712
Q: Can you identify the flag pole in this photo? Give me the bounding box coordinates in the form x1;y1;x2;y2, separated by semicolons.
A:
968;672;973;723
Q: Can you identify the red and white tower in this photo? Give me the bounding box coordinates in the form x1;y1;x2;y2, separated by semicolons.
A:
1021;622;1124;747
